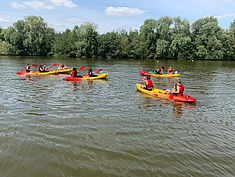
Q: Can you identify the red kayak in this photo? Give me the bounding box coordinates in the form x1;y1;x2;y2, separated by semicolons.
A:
168;93;196;102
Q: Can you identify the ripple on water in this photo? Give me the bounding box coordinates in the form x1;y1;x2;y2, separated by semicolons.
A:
0;58;235;177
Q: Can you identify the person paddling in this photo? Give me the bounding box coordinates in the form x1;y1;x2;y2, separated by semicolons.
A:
142;76;154;90
25;64;30;73
59;63;66;69
166;80;184;96
71;68;83;78
88;67;97;77
168;66;174;74
154;66;164;74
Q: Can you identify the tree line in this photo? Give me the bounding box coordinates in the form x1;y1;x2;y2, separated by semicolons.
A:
0;15;235;60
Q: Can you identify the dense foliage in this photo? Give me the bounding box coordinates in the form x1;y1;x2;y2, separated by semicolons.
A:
1;15;235;60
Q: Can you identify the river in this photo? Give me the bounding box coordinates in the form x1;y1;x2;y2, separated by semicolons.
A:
0;56;234;177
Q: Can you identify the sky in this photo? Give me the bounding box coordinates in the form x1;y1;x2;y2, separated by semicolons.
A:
1;0;235;33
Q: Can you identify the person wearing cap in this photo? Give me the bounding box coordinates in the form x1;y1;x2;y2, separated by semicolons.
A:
142;76;154;90
166;80;184;96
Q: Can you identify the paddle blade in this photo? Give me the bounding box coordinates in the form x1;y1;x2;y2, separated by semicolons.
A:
79;66;85;71
32;64;38;68
94;68;103;73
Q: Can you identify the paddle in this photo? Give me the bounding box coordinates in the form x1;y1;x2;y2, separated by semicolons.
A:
94;68;103;73
32;64;39;68
79;66;85;71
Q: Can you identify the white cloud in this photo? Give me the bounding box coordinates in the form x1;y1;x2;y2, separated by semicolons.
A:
10;0;77;10
23;1;53;10
0;18;10;22
10;2;25;9
105;6;145;16
215;13;235;19
51;0;77;8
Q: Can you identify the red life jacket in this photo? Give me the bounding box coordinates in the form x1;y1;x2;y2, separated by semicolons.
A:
178;84;184;94
147;80;153;89
168;68;173;73
71;71;76;77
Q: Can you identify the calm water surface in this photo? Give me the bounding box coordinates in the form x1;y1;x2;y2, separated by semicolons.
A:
0;56;234;177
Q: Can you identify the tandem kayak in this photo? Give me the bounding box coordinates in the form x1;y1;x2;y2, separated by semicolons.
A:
16;70;58;76
63;73;108;81
16;68;72;76
140;68;180;78
136;83;196;102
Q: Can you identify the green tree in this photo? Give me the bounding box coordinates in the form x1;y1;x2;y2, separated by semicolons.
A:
98;32;121;58
170;17;193;59
191;16;224;60
3;16;54;55
74;23;98;58
140;19;158;59
0;40;16;55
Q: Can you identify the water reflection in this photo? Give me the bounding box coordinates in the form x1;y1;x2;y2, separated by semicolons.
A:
71;82;79;91
87;80;94;88
172;102;183;118
137;90;196;118
172;101;196;118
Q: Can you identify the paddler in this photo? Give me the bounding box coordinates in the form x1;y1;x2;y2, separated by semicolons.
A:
59;63;66;69
166;80;184;96
88;67;97;77
154;66;164;74
142;76;154;90
168;66;174;74
39;64;49;72
71;68;83;78
25;64;30;73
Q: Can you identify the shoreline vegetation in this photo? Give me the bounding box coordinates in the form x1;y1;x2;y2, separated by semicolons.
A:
0;16;235;61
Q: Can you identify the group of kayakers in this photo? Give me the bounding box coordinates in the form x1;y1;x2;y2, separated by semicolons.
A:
142;76;184;96
25;63;99;78
25;63;184;96
70;67;97;78
142;65;184;96
26;63;67;73
154;66;175;74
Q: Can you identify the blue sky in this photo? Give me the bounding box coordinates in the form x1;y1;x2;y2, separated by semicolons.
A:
1;0;235;33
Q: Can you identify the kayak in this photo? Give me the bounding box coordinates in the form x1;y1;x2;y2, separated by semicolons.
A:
136;83;196;102
56;68;72;74
16;68;72;76
16;70;58;76
140;68;180;78
63;73;108;81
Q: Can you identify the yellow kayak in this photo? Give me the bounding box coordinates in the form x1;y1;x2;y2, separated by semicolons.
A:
136;83;196;102
56;68;72;74
63;73;109;81
16;70;58;76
